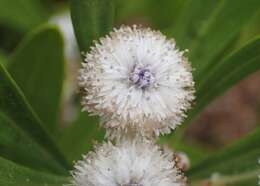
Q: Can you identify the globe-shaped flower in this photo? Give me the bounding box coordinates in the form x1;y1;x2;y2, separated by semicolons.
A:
70;138;187;186
79;25;195;138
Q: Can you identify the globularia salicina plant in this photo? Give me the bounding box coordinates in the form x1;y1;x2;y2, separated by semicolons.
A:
0;0;259;186
74;25;194;186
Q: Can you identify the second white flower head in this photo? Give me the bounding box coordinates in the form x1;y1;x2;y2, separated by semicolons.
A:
79;25;195;138
71;138;186;186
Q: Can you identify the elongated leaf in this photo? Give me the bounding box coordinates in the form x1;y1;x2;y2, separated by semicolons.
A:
188;128;260;186
116;0;185;29
115;0;149;23
0;157;69;186
0;51;7;66
238;11;260;47
0;112;66;174
159;136;209;166
167;0;220;49
190;37;260;119
58;111;104;162
0;0;48;32
149;0;186;29
0;63;70;170
190;0;260;78
8;26;65;134
70;0;115;52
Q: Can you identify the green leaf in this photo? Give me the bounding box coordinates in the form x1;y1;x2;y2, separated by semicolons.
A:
0;0;48;32
0;63;70;170
0;112;66;174
173;143;209;167
116;0;186;29
115;0;149;23
238;11;260;47
58;111;104;162
0;51;7;66
167;0;220;49
148;0;187;29
70;0;115;52
8;26;65;134
159;136;209;166
189;0;260;79
0;157;69;186
188;128;260;186
190;37;260;119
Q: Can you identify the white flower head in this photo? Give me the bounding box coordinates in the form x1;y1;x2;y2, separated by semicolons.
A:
79;25;195;138
70;138;187;186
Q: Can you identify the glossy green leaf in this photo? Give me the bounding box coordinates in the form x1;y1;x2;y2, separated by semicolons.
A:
116;0;185;29
8;26;65;134
0;112;66;174
238;11;260;47
148;0;186;29
188;128;260;186
0;63;70;170
189;0;260;79
173;143;209;167
0;51;7;66
58;111;104;162
0;0;48;32
190;37;260;119
159;136;209;166
0;157;69;186
70;0;115;52
115;0;149;23
167;0;220;49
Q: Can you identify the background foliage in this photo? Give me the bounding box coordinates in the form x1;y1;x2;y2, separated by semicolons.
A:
0;0;259;185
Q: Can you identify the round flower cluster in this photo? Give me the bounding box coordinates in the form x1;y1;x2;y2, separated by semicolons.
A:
71;138;186;186
78;25;195;139
71;25;195;186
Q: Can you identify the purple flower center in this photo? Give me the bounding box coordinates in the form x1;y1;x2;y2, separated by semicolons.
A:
130;64;155;88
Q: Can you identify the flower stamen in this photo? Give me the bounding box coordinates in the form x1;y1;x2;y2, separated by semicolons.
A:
130;64;155;89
